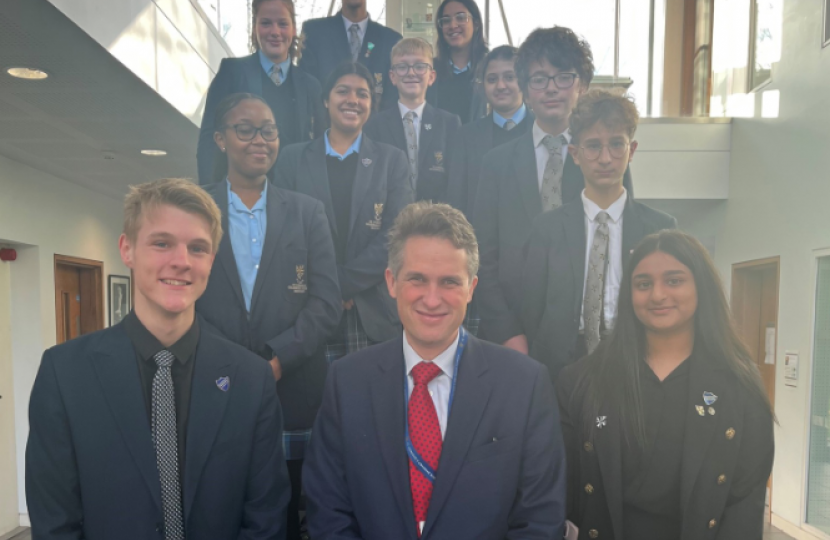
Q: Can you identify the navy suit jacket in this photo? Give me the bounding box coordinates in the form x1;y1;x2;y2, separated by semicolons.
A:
298;14;402;111
472;128;635;344
197;183;342;430
274;135;414;343
521;199;677;381
303;334;567;540
26;323;289;540
197;53;326;184
363;102;461;202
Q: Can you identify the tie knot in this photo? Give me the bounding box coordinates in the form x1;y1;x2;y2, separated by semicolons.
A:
542;134;565;154
404;111;416;122
154;350;176;368
503;119;516;131
411;361;442;386
350;23;360;34
595;211;611;225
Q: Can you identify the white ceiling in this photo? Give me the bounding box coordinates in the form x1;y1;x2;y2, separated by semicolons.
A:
0;0;200;199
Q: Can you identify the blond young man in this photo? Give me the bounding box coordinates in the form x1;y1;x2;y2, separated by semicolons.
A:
364;38;461;202
26;178;289;540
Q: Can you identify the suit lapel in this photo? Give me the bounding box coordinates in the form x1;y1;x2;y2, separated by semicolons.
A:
91;326;163;514
305;138;337;236
349;136;376;237
477;115;495;151
563;202;587;315
370;341;418;540
561;154;585;204
289;65;310;140
389;109;408;154
250;187;288;313
516;129;542;217
330;14;353;63
594;406;624;540
184;333;239;522
422;338;492;537
243;53;263;96
212;184;247;312
621;200;644;269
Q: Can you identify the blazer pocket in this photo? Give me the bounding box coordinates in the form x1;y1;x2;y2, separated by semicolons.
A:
282;247;309;302
465;436;520;463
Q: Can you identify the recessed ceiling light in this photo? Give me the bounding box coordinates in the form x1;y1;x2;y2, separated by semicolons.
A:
141;149;167;156
7;67;48;80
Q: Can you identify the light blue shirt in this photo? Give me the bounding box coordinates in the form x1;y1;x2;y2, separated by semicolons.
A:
451;59;471;74
403;330;460;439
493;103;527;128
324;130;363;160
227;180;268;313
259;50;292;84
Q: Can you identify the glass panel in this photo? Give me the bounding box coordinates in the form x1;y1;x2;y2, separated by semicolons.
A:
749;0;783;90
619;0;653;115
221;0;253;56
807;255;830;535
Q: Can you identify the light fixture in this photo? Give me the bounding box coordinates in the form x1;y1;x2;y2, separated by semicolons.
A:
141;149;167;156
7;67;48;80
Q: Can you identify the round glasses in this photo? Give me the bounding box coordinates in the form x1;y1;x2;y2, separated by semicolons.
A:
578;141;630;161
391;62;432;77
528;72;579;91
227;123;279;142
438;12;471;28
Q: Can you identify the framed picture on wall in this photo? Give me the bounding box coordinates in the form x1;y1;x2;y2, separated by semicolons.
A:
108;274;131;326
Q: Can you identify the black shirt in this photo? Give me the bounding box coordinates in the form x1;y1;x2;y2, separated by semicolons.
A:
435;68;475;124
326;152;359;264
261;65;300;147
123;310;199;483
621;356;691;540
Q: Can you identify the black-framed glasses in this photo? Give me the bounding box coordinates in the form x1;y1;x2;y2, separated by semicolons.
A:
226;123;279;142
579;141;630;161
391;62;432;77
484;72;517;85
438;12;471;28
528;72;579;91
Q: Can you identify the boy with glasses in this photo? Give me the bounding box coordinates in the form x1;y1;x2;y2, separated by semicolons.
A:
365;38;461;202
472;27;634;355
521;89;675;380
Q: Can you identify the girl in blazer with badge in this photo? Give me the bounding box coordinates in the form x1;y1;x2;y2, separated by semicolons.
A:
275;62;414;362
196;0;326;184
556;230;775;540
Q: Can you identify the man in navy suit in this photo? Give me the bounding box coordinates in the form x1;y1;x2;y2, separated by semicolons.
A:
26;178;289;540
303;201;566;539
298;0;402;110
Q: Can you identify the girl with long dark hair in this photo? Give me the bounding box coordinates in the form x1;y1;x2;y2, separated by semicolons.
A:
556;229;774;540
428;0;488;123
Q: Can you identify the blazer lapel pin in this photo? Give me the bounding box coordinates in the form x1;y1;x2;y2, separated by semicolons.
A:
424;124;432;130
695;405;705;416
365;42;375;58
362;158;372;167
703;391;718;405
216;376;230;392
596;415;607;429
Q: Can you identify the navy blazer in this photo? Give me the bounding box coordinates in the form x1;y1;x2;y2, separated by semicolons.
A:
298;14;402;111
196;183;342;431
363;102;461;202
446;111;534;217
557;353;774;540
521;199;677;381
303;335;567;539
472;128;635;344
197;53;326;184
274;135;414;343
26;323;289;540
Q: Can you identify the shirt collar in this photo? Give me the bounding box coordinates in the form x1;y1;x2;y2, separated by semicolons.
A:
122;310;199;365
258;50;291;80
398;100;427;120
343;14;369;37
581;188;628;224
492;103;527;128
451;59;471;74
403;330;460;381
325;130;363;160
533;121;571;149
227;180;268;213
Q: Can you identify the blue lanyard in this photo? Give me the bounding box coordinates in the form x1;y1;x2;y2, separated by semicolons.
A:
404;326;468;483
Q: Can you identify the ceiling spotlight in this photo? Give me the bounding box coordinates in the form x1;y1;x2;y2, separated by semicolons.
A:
7;67;49;80
141;149;167;156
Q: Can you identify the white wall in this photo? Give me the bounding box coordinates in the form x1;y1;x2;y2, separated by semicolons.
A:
710;0;830;536
0;154;128;519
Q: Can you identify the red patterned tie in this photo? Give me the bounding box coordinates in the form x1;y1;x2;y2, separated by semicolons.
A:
408;361;444;536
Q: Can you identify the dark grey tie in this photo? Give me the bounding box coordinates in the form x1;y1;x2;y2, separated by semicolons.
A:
540;134;567;211
503;119;517;131
583;212;610;354
349;24;361;62
152;350;184;540
403;111;418;189
270;65;283;86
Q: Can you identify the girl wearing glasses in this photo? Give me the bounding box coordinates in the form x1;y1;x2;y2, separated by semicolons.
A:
428;0;489;124
198;92;343;540
275;62;414;364
197;0;326;185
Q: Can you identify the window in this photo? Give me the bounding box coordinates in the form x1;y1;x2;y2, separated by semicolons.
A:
748;0;783;91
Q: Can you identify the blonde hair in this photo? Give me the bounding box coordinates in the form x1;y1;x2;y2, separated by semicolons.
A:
569;88;639;144
391;37;434;64
123;178;223;252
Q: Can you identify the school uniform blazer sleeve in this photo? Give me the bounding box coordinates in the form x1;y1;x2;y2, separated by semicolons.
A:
198;58;236;184
445;124;471;214
266;198;342;373
26;347;84;540
297;21;322;85
520;211;555;351
554;363;585;524
304;72;328;139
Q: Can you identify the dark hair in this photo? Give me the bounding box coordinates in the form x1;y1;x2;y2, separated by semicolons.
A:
569;88;639;144
574;230;774;448
211;93;274;184
516;26;594;93
322;61;377;113
478;45;519;84
250;0;300;61
434;0;489;80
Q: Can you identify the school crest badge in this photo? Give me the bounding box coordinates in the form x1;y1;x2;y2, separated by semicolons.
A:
366;203;384;230
288;265;308;294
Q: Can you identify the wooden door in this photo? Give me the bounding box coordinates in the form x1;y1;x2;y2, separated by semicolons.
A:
54;255;104;344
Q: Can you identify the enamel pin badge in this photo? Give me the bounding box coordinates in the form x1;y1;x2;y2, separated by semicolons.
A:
695;405;705;416
596;416;607;429
424;124;432;130
703;391;718;405
362;158;372;167
216;376;230;392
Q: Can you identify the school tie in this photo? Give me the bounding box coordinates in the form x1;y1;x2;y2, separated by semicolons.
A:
403;111;419;189
152;350;184;540
540;134;567;211
270;65;283;86
349;23;361;61
408;361;443;537
503;119;517;131
583;212;610;354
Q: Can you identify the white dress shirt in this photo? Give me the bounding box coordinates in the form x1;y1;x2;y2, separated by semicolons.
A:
343;15;369;47
403;330;460;439
532;121;572;190
398;101;427;147
579;189;627;331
